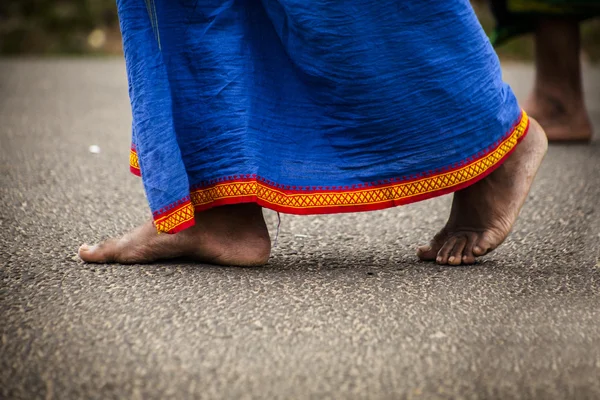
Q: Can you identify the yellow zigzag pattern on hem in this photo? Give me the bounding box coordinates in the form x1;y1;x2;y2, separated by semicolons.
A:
130;149;140;171
189;112;528;210
138;112;527;232
154;203;195;233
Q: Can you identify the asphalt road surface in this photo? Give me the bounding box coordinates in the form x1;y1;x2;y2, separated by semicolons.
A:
1;59;599;400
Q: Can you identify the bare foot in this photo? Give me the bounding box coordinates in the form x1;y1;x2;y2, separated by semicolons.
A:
78;204;271;266
526;17;593;142
417;118;548;265
525;94;592;142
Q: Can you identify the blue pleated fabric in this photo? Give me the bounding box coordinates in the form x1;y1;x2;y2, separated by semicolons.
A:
118;0;525;233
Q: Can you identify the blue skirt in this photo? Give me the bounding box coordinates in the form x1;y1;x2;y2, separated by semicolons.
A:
119;0;527;233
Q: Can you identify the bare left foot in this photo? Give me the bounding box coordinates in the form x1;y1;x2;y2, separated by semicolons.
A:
78;204;272;266
417;118;548;265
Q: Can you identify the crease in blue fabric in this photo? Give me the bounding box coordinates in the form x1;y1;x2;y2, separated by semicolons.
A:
117;0;522;222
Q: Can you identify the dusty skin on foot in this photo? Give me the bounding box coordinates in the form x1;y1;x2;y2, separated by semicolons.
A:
80;120;546;268
79;204;272;267
417;117;548;266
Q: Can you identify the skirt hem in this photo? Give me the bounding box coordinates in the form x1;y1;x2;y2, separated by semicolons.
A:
132;111;530;234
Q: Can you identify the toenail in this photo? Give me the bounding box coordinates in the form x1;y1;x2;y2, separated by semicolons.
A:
421;245;431;252
80;244;89;251
436;256;442;263
449;256;455;263
474;246;482;254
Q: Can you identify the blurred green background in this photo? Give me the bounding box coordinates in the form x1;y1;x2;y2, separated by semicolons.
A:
0;0;121;55
1;0;599;61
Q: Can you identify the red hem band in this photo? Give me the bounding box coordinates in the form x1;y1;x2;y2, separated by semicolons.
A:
153;201;195;234
129;147;141;176
136;111;529;233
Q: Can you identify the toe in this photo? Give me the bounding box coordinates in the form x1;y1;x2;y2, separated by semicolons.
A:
473;233;495;257
78;240;118;263
472;244;486;257
448;236;467;266
436;236;457;265
417;244;438;261
417;230;448;261
461;233;478;265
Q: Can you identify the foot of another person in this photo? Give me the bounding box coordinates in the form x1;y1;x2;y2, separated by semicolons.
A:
525;93;592;142
417;117;548;266
78;204;271;266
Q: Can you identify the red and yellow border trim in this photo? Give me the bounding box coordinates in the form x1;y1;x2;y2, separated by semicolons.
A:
130;146;141;176
131;112;529;233
154;201;195;233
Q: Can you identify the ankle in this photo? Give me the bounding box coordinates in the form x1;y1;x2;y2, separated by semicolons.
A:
209;231;272;266
527;88;584;115
193;204;272;266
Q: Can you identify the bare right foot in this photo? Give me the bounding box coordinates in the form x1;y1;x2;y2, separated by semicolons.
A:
417;117;548;265
525;92;592;142
78;204;271;266
526;17;593;142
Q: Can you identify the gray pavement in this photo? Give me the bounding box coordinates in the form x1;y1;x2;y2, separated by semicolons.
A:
1;59;599;400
